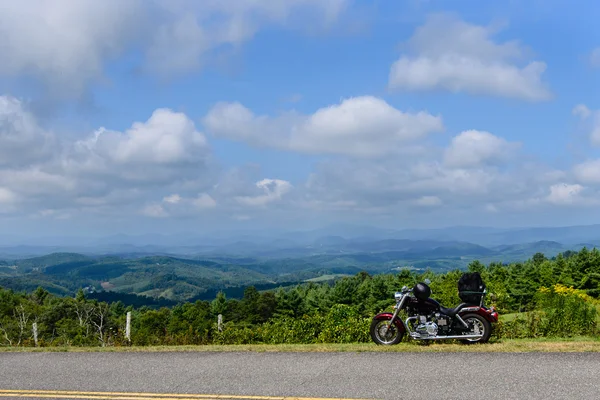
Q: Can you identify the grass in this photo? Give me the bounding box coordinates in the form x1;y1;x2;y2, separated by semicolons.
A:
500;312;530;322
2;338;600;353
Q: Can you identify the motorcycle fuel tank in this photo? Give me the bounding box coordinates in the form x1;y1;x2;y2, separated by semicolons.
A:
407;297;441;314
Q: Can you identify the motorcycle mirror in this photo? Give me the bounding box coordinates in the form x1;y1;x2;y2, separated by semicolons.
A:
424;279;431;285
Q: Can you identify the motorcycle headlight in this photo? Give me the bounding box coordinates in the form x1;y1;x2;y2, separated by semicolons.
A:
394;292;403;301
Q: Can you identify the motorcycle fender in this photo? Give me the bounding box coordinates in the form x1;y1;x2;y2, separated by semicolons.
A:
373;313;406;333
458;307;499;323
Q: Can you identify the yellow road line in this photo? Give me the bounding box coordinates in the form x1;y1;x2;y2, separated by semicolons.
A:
0;390;374;400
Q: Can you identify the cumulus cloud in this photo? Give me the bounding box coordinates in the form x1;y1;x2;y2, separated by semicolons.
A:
573;159;600;184
388;13;552;101
0;96;56;167
0;94;230;217
298;131;591;221
573;104;592;119
142;204;169;218
545;183;586;206
443;130;521;168
193;193;218;209
145;0;348;75
73;108;209;167
0;0;143;98
572;104;600;146
142;192;217;218
414;196;442;207
0;0;348;98
0;187;17;204
163;194;182;204
1;90;597;226
203;96;444;157
235;179;293;207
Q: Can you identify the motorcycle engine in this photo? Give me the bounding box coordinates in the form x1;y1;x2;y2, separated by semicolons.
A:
415;315;438;337
434;313;450;334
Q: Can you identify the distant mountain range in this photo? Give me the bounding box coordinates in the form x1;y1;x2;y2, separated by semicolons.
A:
2;223;600;259
2;223;600;302
0;229;595;302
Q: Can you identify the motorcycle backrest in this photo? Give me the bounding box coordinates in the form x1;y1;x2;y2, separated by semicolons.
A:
458;272;486;304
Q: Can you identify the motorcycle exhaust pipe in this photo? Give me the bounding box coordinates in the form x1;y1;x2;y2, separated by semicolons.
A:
411;334;484;340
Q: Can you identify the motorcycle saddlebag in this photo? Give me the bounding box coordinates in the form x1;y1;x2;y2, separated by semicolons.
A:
458;272;486;304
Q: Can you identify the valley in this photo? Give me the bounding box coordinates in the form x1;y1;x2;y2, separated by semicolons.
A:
1;224;597;303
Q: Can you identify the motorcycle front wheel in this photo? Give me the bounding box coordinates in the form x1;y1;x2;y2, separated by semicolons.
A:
370;318;404;345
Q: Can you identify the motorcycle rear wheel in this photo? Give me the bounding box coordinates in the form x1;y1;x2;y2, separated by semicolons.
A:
459;313;492;344
370;318;404;345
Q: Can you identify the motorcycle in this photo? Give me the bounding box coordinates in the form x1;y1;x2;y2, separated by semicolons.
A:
370;274;499;345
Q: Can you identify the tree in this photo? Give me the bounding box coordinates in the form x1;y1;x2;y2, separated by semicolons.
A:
90;302;110;347
211;291;227;316
532;252;547;266
468;260;485;273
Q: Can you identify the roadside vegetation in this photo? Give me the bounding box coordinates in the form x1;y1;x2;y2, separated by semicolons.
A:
3;338;600;353
0;248;599;349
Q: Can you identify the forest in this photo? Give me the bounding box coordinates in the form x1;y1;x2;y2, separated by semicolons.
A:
0;248;599;347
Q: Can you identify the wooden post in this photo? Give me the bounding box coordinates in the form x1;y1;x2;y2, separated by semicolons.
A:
217;314;223;332
125;311;131;342
32;322;38;347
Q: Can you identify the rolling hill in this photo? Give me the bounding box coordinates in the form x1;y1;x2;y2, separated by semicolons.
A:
0;235;594;302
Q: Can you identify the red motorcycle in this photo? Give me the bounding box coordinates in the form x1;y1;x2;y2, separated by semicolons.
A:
370;273;498;345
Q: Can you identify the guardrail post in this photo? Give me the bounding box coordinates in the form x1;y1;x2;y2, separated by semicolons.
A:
32;322;38;347
125;311;131;342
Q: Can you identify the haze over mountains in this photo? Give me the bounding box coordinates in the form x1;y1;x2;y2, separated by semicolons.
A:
2;223;599;302
2;223;600;259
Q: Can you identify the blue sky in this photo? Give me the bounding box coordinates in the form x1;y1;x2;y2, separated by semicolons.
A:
1;0;600;237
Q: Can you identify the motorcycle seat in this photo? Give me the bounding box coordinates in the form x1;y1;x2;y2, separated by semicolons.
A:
440;303;469;317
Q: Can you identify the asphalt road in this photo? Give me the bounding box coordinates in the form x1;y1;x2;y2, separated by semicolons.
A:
1;351;599;400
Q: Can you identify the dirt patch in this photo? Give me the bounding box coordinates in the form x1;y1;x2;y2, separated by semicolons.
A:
100;282;115;290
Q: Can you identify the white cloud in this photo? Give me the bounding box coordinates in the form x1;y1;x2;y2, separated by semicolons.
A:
0;168;76;200
573;104;591;119
143;192;217;218
1;92;597;227
235;179;293;206
414;196;442;207
444;130;521;168
573;159;600;184
0;0;348;97
0;0;143;98
0;188;17;205
192;193;217;209
573;104;600;146
298;130;579;220
146;0;348;75
163;194;182;204
74;109;208;166
545;183;588;206
388;13;551;101
142;204;168;218
64;108;211;191
203;96;444;157
0;96;56;167
0;94;221;216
